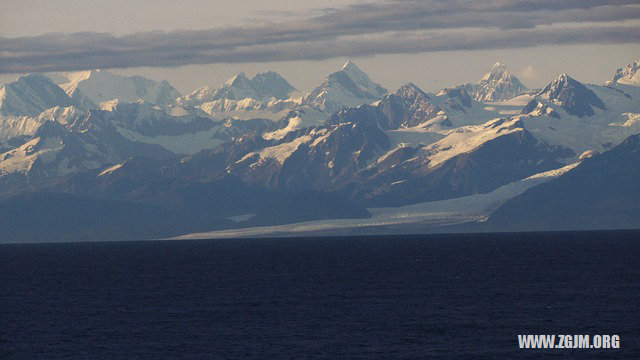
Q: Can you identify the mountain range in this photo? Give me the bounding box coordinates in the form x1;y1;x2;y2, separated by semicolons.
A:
56;70;182;108
1;58;639;242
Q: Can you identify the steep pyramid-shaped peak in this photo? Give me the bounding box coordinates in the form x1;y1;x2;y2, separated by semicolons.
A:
341;60;359;71
249;71;296;100
540;73;579;96
395;83;428;99
538;73;605;117
0;73;76;116
473;62;528;101
338;60;375;85
540;73;604;99
334;60;387;97
14;73;56;86
481;62;512;81
225;72;250;86
398;82;423;92
481;62;507;81
207;72;258;102
303;60;387;113
372;82;446;130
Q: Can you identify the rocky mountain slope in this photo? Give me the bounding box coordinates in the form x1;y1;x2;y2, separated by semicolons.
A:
609;59;640;86
0;74;78;116
0;58;639;241
488;134;640;230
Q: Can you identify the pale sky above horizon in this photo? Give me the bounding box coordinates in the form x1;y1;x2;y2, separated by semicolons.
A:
1;0;639;94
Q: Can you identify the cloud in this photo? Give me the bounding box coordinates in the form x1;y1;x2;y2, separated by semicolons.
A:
1;0;640;73
517;65;539;80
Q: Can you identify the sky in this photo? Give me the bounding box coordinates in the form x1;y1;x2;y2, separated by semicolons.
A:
1;0;639;94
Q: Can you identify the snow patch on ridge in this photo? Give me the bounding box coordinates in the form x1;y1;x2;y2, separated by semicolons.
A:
99;163;123;176
423;118;522;168
239;135;313;164
0;137;64;175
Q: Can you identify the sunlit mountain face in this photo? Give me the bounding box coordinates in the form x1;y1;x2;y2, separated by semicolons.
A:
1;57;640;242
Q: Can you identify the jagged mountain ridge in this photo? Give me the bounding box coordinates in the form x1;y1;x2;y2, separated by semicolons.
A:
609;58;640;86
374;83;450;129
0;112;177;197
327;83;451;131
344;117;574;206
516;71;640;157
57;70;182;106
1;58;640;241
177;71;297;107
0;100;280;194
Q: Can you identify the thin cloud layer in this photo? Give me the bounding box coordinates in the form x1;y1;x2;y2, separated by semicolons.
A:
1;0;639;73
517;65;539;80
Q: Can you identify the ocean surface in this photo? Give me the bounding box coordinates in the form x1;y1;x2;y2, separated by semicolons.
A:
1;230;639;359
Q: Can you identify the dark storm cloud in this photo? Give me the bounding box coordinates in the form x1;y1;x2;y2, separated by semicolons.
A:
1;0;639;73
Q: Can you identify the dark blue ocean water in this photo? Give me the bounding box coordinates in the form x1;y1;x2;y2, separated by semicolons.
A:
1;230;639;359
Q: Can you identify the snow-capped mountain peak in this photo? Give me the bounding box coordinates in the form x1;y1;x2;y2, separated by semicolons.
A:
65;69;97;83
304;60;388;113
213;72;259;101
225;72;250;86
540;73;581;96
473;62;528;102
177;70;296;109
4;58;640;240
0;74;76;117
57;69;181;107
610;58;640;86
373;83;448;129
339;60;387;99
536;73;605;117
340;60;361;73
341;60;355;69
249;71;297;100
453;62;527;102
481;62;506;81
396;82;429;99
